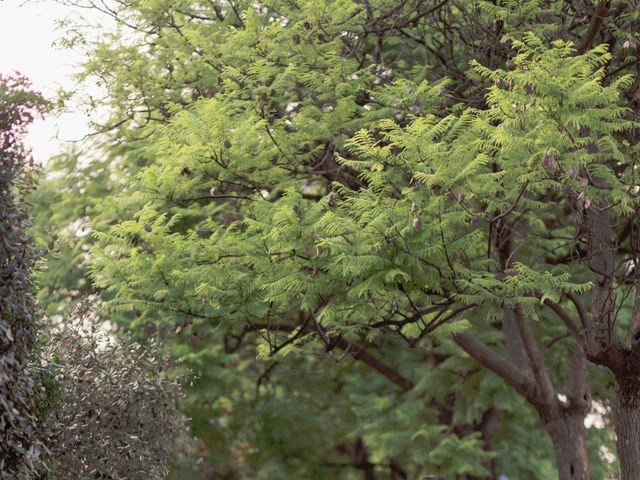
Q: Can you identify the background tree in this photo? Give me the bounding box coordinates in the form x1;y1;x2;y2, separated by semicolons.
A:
33;0;640;479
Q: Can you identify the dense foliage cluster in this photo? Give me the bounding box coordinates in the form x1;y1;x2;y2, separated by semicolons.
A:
42;306;189;479
27;0;640;479
0;74;47;479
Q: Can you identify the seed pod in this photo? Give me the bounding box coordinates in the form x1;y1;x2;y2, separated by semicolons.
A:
303;21;312;30
144;224;152;233
412;217;422;230
292;34;300;45
623;38;633;50
505;58;516;71
542;154;558;172
524;83;534;95
577;191;591;210
495;78;506;90
456;192;465;202
223;139;232;149
180;167;191;176
327;191;336;207
411;201;417;213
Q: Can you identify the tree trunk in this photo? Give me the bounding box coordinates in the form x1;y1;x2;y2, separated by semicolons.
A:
584;205;640;478
543;412;590;480
614;378;640;480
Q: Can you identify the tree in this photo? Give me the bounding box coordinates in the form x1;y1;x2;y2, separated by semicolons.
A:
36;1;640;478
0;73;47;478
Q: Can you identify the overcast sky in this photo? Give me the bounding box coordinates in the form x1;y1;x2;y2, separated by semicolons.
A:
0;0;109;163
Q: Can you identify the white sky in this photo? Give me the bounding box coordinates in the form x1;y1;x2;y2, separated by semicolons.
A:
0;0;109;163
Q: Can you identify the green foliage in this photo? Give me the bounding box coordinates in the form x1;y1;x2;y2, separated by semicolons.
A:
31;0;640;478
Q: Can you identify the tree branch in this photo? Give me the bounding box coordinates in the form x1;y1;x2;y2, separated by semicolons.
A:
567;291;589;329
453;331;538;403
501;308;530;373
543;299;583;342
331;337;415;391
567;345;591;413
576;1;610;54
243;322;415;391
513;305;558;405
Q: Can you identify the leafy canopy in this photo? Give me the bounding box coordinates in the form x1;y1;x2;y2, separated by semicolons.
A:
32;0;640;478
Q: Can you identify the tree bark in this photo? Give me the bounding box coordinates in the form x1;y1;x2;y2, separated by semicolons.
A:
582;204;640;477
583;206;625;370
501;308;529;373
454;331;591;479
614;377;640;480
489;231;590;479
542;411;590;480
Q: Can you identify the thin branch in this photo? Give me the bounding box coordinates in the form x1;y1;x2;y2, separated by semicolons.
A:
243;322;414;391
567;291;589;329
543;299;583;342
